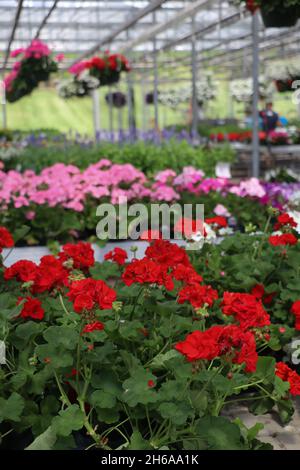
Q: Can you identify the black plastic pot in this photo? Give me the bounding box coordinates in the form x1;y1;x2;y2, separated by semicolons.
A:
260;5;299;28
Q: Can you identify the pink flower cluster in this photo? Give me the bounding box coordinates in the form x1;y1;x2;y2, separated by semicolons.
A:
0;160;179;212
4;40;53;91
0;161;273;214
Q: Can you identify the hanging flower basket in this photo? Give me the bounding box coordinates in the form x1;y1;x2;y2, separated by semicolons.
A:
145;92;155;105
4;41;60;103
275;79;294;92
69;53;130;88
260;4;299;28
57;72;100;99
239;1;300;28
105;92;127;108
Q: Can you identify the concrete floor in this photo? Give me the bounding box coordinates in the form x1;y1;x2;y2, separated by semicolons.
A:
223;399;300;450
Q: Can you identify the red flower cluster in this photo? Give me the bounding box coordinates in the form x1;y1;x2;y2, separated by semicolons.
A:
291;301;300;331
145;239;190;268
122;258;174;291
59;242;95;270
245;0;259;14
105;247;128;265
122;240;204;292
4;260;37;282
5;255;69;293
251;284;276;306
33;256;69;294
82;321;104;334
172;264;203;285
205;216;228;228
274;213;297;231
178;284;218;309
67;278;116;313
18;297;44;320
276;362;300;396
176;324;258;372
269;233;298;247
74;53;130;75
222;292;270;330
0;226;14;253
210;131;266;144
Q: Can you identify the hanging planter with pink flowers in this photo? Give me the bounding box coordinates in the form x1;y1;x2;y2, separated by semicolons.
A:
4;40;61;103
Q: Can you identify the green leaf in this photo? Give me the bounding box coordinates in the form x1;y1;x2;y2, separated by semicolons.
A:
194;416;246;450
274;376;290;398
25;426;57;450
128;431;151;450
150;350;179;369
122;367;158;407
90;390;116;409
0;392;25;423
96;407;120;425
253;356;276;384
43;326;78;350
35;344;74;368
52;405;85;437
158;401;194;426
90;261;120;280
276;398;295;424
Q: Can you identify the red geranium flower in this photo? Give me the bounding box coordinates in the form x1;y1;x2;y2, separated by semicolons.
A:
32;255;69;293
269;233;298;246
122;258;174;291
251;284;276;306
274;213;297;231
276;362;300;396
205;216;228;228
67;278;116;313
0;227;14;253
145;239;190;268
291;300;300;331
4;260;37;283
175;324;258;372
222;292;270;330
104;247;128;265
18;297;44;320
172;264;203;285
178;284;218;309
59;242;95;270
82;321;104;334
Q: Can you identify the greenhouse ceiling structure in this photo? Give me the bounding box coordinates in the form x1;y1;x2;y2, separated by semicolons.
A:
0;0;299;72
0;0;299;177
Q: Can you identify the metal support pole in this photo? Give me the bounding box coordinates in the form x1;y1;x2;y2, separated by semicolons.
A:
153;11;159;131
142;82;147;132
108;87;114;138
92;88;100;141
0;80;7;128
191;17;198;137
251;10;260;178
126;31;136;141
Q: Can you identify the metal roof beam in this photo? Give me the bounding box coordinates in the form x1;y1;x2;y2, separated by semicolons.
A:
120;0;214;52
34;0;60;39
69;0;168;66
2;0;24;71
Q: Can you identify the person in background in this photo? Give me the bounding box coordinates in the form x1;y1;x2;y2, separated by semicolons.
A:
260;102;280;135
244;106;263;129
